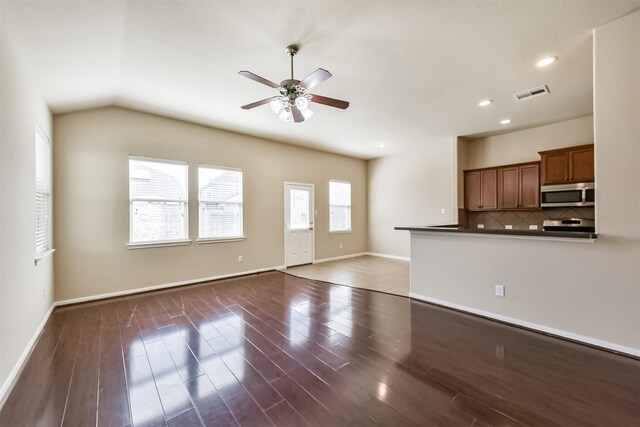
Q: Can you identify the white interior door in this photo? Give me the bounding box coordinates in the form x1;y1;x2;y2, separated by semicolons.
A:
284;183;314;267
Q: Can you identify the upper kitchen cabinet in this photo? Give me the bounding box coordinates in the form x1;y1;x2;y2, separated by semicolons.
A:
497;162;540;210
464;169;497;211
539;144;594;185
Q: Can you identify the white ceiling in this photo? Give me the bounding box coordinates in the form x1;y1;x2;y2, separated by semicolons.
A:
1;1;639;159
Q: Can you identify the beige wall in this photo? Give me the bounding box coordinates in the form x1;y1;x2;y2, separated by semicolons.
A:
456;136;468;209
463;115;594;170
53;107;367;301
409;11;640;354
367;140;457;258
0;24;54;397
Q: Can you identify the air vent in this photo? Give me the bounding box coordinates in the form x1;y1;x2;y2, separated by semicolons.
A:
514;85;550;101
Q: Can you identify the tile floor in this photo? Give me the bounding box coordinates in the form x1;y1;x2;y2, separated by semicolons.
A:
282;255;410;296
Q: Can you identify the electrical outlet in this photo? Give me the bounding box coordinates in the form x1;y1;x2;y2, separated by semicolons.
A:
441;208;446;214
495;285;505;297
505;225;513;230
238;255;243;262
339;243;343;249
477;224;484;229
529;224;538;230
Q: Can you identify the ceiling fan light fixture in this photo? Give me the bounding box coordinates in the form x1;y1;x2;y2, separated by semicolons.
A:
278;108;291;122
270;98;284;114
295;96;309;111
302;109;313;120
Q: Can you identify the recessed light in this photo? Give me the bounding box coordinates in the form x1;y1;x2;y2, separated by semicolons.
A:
536;56;558;67
379;143;387;148
478;99;493;107
500;119;511;125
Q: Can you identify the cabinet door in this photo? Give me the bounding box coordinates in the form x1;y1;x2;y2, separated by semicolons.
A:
541;152;568;184
519;163;540;208
464;171;481;210
480;169;497;210
498;167;519;209
569;147;594;182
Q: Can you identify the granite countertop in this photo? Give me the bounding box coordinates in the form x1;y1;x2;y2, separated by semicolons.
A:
394;225;597;239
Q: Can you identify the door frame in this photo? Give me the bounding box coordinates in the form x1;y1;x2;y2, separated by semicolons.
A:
283;181;315;267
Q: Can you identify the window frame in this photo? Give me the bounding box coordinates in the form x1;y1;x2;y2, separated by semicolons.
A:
128;155;190;249
329;179;352;233
35;123;54;264
197;164;244;243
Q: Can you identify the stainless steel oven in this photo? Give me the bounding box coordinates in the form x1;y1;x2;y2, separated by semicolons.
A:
540;182;595;207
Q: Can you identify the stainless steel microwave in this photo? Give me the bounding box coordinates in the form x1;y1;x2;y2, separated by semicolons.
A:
540;183;595;207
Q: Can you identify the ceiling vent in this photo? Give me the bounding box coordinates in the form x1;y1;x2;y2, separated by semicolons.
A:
514;85;550;101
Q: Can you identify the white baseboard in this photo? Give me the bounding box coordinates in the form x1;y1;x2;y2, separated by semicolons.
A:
55;265;285;306
0;302;56;407
313;252;367;264
365;252;410;262
410;292;640;358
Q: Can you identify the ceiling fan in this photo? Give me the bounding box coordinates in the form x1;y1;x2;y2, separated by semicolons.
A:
239;45;349;123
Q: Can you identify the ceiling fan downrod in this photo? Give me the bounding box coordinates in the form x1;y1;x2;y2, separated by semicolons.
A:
286;44;298;81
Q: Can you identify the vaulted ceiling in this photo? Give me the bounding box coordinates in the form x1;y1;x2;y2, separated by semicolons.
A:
1;1;639;158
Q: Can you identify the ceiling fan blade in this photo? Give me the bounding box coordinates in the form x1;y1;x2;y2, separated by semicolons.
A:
291;105;305;123
298;68;332;90
310;94;350;110
241;96;277;110
238;71;281;89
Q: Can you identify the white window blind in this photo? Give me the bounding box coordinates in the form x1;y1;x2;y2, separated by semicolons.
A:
199;166;243;240
129;157;188;244
35;125;52;255
329;180;351;232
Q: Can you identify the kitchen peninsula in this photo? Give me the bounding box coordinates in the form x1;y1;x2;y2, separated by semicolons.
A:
395;224;597;240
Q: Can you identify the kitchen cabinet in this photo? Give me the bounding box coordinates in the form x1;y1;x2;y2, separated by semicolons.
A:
539;144;594;185
464;169;497;211
466;162;539;211
497;162;540;209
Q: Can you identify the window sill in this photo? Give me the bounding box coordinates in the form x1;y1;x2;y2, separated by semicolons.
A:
34;249;55;265
330;230;352;234
197;236;245;244
127;239;191;249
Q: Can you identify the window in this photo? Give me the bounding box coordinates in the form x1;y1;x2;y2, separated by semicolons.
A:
35;125;52;257
129;157;188;245
329;180;351;232
289;189;310;230
198;165;243;240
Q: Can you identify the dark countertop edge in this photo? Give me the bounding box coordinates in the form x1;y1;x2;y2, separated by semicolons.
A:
394;225;597;239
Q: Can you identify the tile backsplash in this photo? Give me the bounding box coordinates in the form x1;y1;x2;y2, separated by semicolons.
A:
464;207;594;230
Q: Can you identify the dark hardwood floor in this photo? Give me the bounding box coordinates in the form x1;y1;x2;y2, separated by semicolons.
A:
1;271;638;426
